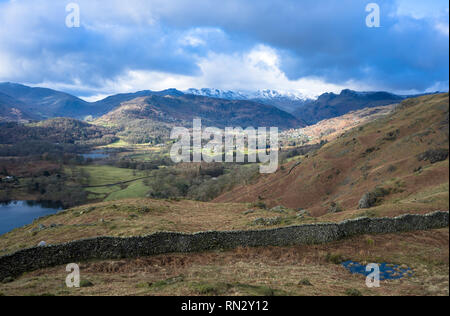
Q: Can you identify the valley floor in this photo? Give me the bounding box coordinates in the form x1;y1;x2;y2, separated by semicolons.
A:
0;228;448;296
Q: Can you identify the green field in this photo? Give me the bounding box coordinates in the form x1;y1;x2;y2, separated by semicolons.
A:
105;180;149;201
65;165;151;201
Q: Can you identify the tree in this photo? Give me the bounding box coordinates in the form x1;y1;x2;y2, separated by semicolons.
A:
0;166;8;176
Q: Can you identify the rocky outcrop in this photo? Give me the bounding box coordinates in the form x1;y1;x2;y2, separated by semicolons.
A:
418;148;449;164
358;192;378;209
358;187;392;209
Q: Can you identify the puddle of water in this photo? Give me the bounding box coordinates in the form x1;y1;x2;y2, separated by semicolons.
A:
341;260;414;280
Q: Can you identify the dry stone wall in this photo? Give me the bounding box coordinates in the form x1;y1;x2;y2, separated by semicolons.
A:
0;211;448;280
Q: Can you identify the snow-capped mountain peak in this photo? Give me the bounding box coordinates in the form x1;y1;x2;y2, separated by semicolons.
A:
249;89;308;101
184;88;247;100
184;88;308;102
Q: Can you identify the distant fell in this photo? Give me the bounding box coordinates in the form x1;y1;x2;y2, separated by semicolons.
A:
97;93;304;130
293;89;405;125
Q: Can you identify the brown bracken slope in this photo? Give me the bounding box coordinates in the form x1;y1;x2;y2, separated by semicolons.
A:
215;93;449;217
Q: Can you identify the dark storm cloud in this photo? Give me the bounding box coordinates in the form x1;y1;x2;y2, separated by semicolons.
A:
0;0;448;95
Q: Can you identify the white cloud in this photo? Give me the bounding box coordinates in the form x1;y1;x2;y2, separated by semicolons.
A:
0;0;447;98
395;0;447;20
72;45;373;100
435;22;449;36
0;52;13;78
395;0;449;37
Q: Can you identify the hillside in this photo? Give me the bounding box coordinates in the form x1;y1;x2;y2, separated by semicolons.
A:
281;104;396;145
96;94;304;130
215;93;449;217
1;227;448;296
293;89;405;125
92;89;185;114
0;83;93;119
0;92;36;122
0;118;117;145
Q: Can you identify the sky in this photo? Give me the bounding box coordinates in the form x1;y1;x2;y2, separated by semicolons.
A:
0;0;448;101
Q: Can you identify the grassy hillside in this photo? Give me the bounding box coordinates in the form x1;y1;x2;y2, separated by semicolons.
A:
1;228;448;296
216;93;449;217
0;199;264;255
0;92;36;122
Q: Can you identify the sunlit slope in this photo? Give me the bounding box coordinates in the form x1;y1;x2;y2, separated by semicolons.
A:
215;93;449;217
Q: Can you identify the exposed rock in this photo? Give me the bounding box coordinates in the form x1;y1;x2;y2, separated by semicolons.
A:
297;209;310;218
270;206;288;214
253;217;282;226
32;224;47;232
297;209;310;216
37;241;47;247
329;202;343;213
243;209;256;215
383;129;400;141
358;187;392;209
358;192;378;209
418;148;449;164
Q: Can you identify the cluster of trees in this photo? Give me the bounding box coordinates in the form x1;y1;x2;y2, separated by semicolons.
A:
0;141;83;157
25;170;88;207
112;156;174;170
144;163;258;201
115;120;171;145
0;118;117;147
0;141;97;166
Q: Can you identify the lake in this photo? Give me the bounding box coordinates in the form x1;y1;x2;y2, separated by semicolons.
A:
0;201;63;236
81;150;110;159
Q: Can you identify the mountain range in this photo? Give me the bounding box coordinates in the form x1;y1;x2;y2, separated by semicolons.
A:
0;82;436;129
96;93;302;129
293;89;405;125
185;88;309;113
185;88;437;125
0;82;93;119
